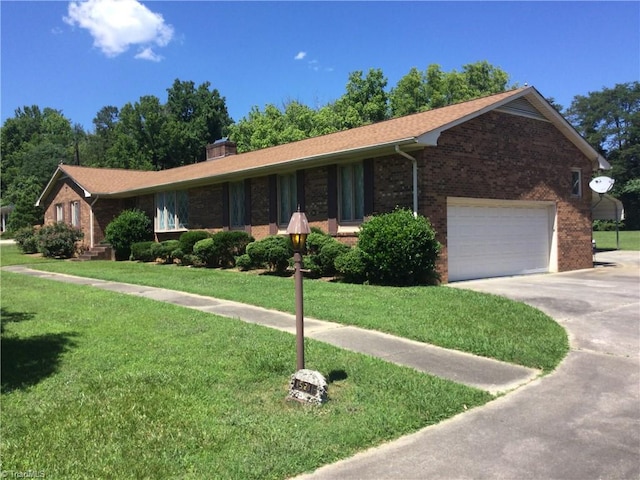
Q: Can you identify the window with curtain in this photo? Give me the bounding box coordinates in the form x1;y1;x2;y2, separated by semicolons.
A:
278;173;297;226
339;162;364;222
229;181;245;229
71;201;80;227
156;191;188;231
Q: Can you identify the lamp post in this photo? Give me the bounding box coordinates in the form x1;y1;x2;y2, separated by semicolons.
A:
286;208;310;371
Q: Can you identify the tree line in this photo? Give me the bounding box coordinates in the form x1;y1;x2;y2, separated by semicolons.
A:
1;61;638;231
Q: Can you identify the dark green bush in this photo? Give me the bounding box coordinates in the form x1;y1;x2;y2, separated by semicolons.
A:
193;238;217;267
13;226;39;254
318;239;350;276
305;231;331;255
104;209;153;260
150;240;181;264
130;241;155;262
235;253;253;271
37;222;84;258
192;231;254;268
211;231;254;267
357;208;441;286
335;247;367;284
179;230;210;254
246;235;293;274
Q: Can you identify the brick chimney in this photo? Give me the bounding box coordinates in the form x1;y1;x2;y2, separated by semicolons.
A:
206;138;237;161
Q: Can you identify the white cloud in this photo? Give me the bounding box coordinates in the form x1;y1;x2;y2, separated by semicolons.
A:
294;51;306;60
134;46;162;62
64;0;174;60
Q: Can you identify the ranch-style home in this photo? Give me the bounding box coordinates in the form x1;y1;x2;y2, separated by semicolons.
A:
36;86;610;282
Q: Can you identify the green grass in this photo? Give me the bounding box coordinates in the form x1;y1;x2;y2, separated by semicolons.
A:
1;273;492;479
1;244;568;372
592;230;640;250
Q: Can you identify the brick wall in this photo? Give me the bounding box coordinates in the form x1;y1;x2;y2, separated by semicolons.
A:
418;111;593;281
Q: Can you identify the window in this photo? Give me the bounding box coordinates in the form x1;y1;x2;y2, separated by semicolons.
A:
71;201;80;227
571;169;582;197
278;173;297;226
55;204;64;222
156;191;188;231
229;181;245;229
339;163;364;223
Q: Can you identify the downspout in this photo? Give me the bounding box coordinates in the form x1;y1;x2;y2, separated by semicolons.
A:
395;145;418;217
89;196;100;249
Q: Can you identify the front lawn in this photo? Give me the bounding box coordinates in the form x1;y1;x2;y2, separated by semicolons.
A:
1;244;568;372
592;230;640;250
1;273;492;479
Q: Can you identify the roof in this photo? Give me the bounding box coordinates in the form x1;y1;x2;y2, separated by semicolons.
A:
36;86;610;205
592;194;624;221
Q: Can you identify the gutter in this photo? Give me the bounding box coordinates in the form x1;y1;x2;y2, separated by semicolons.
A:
395;145;418;217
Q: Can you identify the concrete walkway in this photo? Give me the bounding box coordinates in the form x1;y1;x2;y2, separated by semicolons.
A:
2;264;538;394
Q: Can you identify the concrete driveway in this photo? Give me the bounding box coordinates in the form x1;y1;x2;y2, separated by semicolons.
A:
297;251;639;479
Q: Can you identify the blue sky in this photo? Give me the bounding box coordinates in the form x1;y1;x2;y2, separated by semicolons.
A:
1;1;638;132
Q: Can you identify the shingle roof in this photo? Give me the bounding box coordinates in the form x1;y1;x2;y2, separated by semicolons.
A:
37;86;607;204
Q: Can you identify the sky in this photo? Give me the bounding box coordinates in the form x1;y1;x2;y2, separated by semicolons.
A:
1;1;639;132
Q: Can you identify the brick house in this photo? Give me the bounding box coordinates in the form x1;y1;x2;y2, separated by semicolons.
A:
37;87;609;282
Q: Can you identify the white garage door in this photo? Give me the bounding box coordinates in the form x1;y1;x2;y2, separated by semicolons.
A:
447;200;554;282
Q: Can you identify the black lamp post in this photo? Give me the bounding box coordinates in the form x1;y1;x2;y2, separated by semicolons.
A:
286;208;310;371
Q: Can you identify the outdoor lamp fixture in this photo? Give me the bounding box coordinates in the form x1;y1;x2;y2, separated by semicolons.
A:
286;208;311;371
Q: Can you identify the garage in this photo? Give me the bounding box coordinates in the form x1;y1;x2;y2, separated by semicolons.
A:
447;198;556;282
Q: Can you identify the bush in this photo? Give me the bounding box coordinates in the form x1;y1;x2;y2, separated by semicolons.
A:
246;235;293;274
318;239;350;277
235;253;253;271
37;222;84;258
130;241;155;262
179;230;210;254
104;209;153;260
150;240;181;264
357;208;441;286
193;238;217;267
335;247;367;284
211;231;254;267
14;227;39;254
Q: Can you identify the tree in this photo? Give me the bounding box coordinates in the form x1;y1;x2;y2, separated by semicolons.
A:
566;82;640;229
332;68;389;127
4;176;44;232
165;79;233;165
389;67;428;117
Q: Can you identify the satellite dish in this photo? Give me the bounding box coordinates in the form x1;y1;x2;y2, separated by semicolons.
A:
589;176;615;194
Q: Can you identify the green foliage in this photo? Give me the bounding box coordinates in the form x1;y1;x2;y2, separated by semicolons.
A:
304;231;351;277
357;209;441;286
567;82;640;229
13;227;39;254
178;230;210;254
192;231;254;268
149;240;181;264
37;222;84;258
4;176;45;233
319;240;351;277
104;209;153;260
235;253;253;271
245;235;293;274
334;247;367;284
130;241;155;262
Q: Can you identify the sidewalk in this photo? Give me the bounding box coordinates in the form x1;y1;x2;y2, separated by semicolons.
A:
2;265;539;395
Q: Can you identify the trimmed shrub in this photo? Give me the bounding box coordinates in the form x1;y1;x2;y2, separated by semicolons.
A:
335;247;367;284
104;209;153;260
305;231;331;255
246;235;293;274
357;208;441;286
318;239;350;277
179;230;210;254
150;240;181;264
235;253;253;271
130;241;155;262
211;231;254;268
193;238;217;267
14;226;39;254
37;222;84;258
